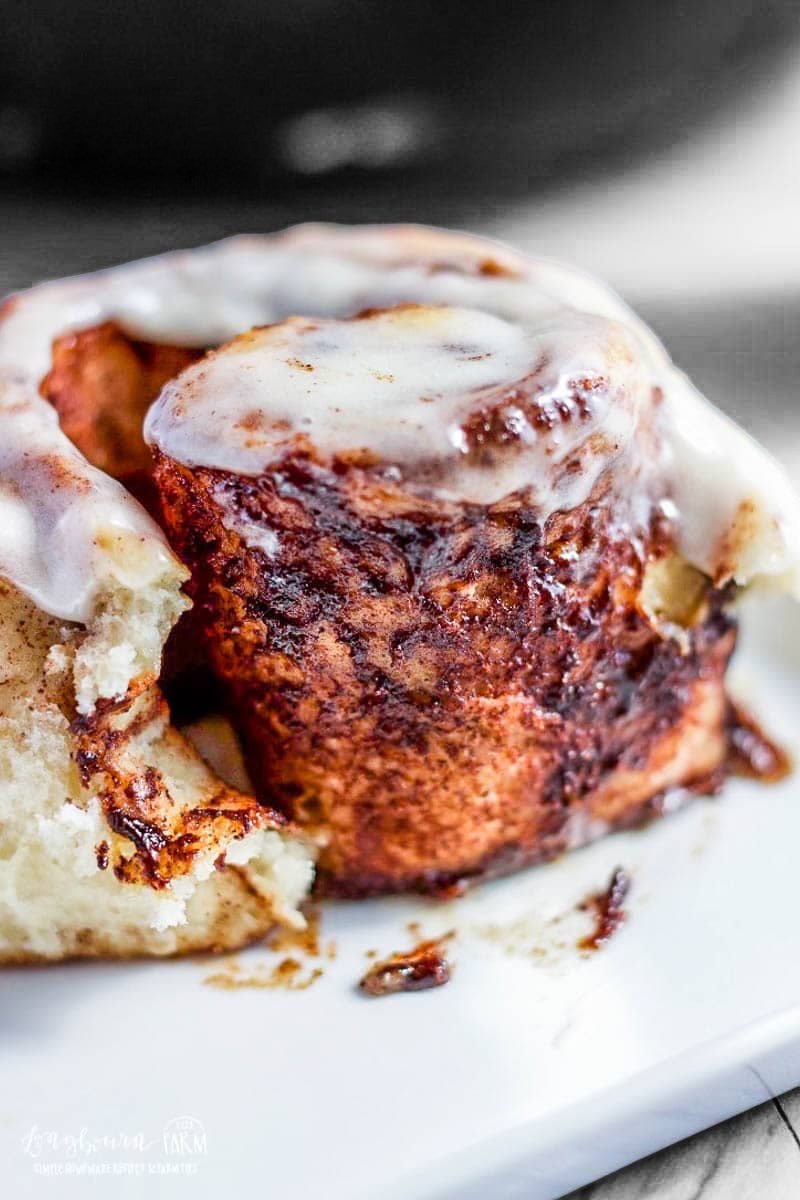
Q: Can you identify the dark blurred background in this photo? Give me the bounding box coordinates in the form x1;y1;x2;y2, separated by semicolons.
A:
1;0;798;195
1;0;800;466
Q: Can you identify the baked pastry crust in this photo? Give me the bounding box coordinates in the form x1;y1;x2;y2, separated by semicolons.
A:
152;431;734;895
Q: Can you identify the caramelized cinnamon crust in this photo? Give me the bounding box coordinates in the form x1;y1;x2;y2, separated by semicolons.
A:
72;680;288;891
40;321;201;508
153;448;736;896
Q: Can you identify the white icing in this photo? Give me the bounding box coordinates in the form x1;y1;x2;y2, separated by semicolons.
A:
0;379;181;622
3;222;800;615
146;305;646;511
655;373;800;588
0;226;635;376
212;483;280;559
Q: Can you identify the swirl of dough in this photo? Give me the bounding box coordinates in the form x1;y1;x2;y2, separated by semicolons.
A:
144;304;648;513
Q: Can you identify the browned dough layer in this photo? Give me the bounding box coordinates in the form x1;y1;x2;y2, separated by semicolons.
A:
152;446;735;897
40;321;202;510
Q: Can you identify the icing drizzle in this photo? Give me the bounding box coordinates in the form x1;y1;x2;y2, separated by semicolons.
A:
2;223;799;622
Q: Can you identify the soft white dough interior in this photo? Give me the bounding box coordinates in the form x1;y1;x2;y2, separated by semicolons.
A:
0;580;312;960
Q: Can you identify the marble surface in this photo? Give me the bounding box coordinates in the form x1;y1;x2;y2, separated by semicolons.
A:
564;1089;800;1199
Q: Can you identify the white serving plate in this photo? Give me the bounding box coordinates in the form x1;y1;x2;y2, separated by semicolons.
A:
4;594;800;1200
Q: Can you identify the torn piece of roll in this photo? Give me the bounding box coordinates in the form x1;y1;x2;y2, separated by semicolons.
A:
0;322;314;965
140;226;800;896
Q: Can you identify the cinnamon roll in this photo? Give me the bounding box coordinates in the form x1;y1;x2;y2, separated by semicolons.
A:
2;224;798;939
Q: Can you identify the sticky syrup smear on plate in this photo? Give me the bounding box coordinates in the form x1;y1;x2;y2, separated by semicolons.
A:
725;701;791;782
204;956;323;992
203;904;334;991
359;928;455;997
577;867;631;953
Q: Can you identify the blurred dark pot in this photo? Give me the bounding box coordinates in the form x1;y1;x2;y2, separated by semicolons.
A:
1;0;798;190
